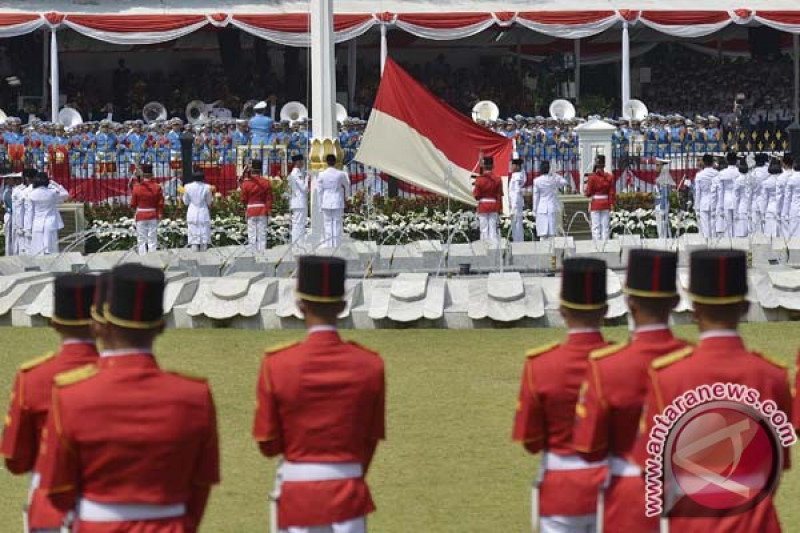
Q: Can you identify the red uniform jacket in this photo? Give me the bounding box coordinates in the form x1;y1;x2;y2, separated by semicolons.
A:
573;328;689;533
131;180;165;222
1;341;99;530
241;176;273;218
512;331;611;517
634;334;791;533
585;170;616;211
473;173;503;214
253;330;385;529
37;353;220;533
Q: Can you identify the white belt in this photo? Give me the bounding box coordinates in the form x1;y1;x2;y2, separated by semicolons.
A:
78;499;186;522
592;195;609;200
542;452;606;472
609;456;642;477
247;203;266;208
478;198;497;203
280;461;363;482
137;208;156;212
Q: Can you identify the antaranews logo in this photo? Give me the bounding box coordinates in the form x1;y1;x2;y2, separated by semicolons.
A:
644;383;796;518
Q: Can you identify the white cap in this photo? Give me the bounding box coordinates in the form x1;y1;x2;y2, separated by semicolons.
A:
254;101;268;110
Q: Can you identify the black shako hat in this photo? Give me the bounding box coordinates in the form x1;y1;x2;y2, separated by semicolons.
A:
482;156;494;169
91;273;110;324
689;249;748;305
52;274;96;327
561;258;607;310
291;154;304;163
140;163;153;176
296;255;346;303
595;154;606;166
624;249;678;298
251;159;263;173
104;264;165;329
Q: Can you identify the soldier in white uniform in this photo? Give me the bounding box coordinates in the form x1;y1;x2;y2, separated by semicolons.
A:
750;153;769;235
24;172;68;256
693;154;717;239
317;154;351;248
533;160;567;240
12;169;35;255
777;154;793;237
182;171;214;252
714;152;739;238
762;158;782;237
733;158;751;238
786;159;800;238
2;172;20;256
508;158;526;242
653;158;672;239
289;154;309;246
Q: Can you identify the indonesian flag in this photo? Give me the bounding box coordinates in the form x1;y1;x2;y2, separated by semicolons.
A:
355;58;512;206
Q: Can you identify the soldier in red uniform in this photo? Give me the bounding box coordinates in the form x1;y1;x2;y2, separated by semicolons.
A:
573;249;688;533
37;264;220;532
253;256;385;533
240;159;273;251
472;156;503;243
635;250;791;533
1;274;99;533
512;258;611;533
584;154;616;242
130;163;164;255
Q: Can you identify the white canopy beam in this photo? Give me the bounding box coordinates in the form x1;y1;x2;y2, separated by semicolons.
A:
621;21;630;117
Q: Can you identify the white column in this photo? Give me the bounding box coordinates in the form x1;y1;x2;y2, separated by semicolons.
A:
50;28;59;123
574;39;581;104
347;39;357;113
380;23;388;75
311;0;337;140
621;21;630;117
42;30;49;115
309;0;337;244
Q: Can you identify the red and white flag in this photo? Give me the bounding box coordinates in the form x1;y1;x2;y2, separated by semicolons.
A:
355;58;512;206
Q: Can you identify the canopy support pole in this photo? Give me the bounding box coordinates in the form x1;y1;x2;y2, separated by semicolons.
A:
621;21;630;117
575;39;581;104
42;30;49;117
380;23;388;76
50;28;59;123
348;39;357;114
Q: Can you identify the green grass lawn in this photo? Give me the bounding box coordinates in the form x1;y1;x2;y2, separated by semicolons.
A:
1;324;800;532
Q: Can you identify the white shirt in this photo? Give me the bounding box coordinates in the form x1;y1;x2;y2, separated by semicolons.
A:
715;167;738;211
787;171;800;216
182;181;213;224
289;167;309;210
25;184;67;233
750;165;768;212
734;172;749;214
694;167;718;212
777;170;791;218
533;172;567;214
762;173;778;215
317;166;351;210
11;184;27;232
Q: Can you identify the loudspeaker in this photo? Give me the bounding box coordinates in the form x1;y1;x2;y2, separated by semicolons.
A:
748;27;781;59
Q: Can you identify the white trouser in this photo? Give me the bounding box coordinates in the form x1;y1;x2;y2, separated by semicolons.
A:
696;210;711;238
285;517;366;533
715;210;733;238
136;219;158;254
782;216;791;237
791;216;800;238
511;209;524;242
187;222;211;246
540;515;596;533
292;209;307;246
322;209;343;248
30;230;58;256
536;212;558;239
590;210;609;241
751;211;763;235
478;212;499;243
247;216;268;251
656;210;670;239
734;212;749;238
3;213;12;256
764;213;779;237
